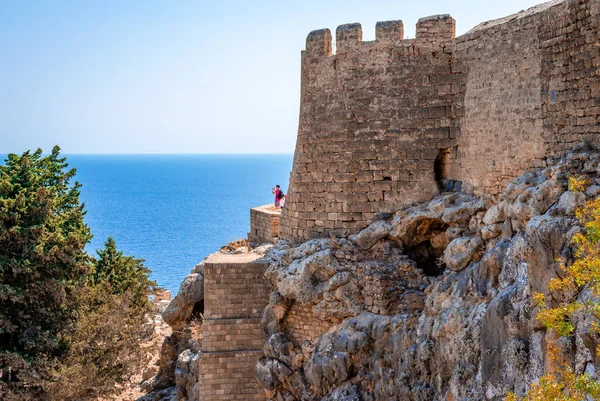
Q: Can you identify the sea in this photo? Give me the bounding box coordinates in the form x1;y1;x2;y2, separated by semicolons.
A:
59;154;293;295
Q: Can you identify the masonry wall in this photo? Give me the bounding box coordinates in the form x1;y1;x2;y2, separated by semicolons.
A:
281;0;600;241
283;302;332;345
199;352;265;401
280;16;462;240
200;258;271;401
249;205;281;244
539;0;600;153
452;6;547;195
453;0;600;196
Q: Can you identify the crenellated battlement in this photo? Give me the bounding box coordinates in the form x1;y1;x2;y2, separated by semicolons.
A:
281;0;600;242
375;20;404;43
305;28;332;57
335;23;362;53
305;14;455;57
416;14;455;43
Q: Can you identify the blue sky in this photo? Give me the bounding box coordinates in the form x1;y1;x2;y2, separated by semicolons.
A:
0;0;543;154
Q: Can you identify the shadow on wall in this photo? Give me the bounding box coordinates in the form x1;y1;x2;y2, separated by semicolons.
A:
435;147;462;193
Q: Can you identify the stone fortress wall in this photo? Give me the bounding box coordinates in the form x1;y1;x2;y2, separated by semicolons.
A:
454;0;600;194
280;15;460;240
199;254;271;401
248;205;281;244
280;0;600;241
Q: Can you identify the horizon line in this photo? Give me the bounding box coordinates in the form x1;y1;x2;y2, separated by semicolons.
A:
1;152;295;156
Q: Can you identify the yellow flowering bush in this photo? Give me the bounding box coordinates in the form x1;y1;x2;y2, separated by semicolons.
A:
507;177;600;400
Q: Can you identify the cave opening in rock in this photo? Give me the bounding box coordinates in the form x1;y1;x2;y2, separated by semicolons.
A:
406;240;446;276
403;218;448;277
191;300;204;320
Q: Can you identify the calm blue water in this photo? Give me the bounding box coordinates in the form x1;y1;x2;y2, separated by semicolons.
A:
59;154;293;294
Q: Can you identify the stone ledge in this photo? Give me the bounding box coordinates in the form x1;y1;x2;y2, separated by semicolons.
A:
205;252;265;265
251;204;282;216
200;349;265;355
249;204;281;243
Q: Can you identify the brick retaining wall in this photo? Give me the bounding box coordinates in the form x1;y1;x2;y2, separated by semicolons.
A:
283;302;331;346
200;254;272;400
199;351;266;401
249;205;281;244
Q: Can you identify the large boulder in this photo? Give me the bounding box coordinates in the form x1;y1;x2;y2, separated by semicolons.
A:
162;272;204;327
443;236;483;272
175;349;200;401
355;220;393;249
483;202;506;225
276;249;342;303
524;214;575;296
555;190;585;216
389;212;446;248
155;265;204;391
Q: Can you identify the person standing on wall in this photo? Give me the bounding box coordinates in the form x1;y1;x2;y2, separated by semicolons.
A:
272;185;284;209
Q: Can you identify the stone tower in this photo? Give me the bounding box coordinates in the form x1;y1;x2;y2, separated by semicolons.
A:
280;16;461;241
280;0;600;242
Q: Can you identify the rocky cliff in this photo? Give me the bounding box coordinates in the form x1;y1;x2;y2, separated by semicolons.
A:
142;0;600;397
139;263;204;401
150;147;600;401
255;147;600;400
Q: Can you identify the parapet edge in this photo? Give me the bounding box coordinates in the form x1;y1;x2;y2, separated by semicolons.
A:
376;20;404;42
304;15;455;56
459;0;565;38
417;14;452;23
305;28;332;57
251;204;282;216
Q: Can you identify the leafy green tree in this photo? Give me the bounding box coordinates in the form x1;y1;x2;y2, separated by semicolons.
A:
0;147;91;397
93;237;157;306
0;147;158;400
48;238;158;399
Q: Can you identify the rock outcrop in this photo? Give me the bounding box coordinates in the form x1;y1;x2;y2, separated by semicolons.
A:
256;149;600;400
149;264;204;401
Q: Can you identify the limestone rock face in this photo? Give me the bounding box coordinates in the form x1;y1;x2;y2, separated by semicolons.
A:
175;350;200;401
162;270;204;328
355;220;393;249
443;236;482;271
152;264;204;394
256;150;600;401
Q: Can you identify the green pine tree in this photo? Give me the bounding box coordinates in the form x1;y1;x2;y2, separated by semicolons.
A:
0;147;159;400
93;237;157;305
0;146;91;397
47;238;158;400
